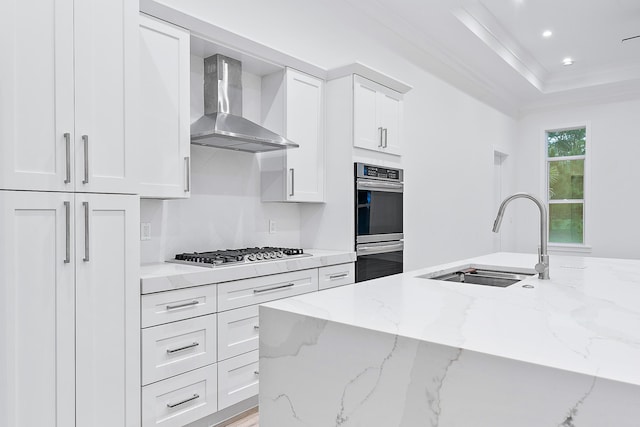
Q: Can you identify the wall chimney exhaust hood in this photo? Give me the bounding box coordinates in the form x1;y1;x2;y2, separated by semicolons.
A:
191;54;299;153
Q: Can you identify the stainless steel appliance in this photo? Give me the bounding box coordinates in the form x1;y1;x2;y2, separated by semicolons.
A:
355;162;403;282
170;247;309;268
190;54;299;153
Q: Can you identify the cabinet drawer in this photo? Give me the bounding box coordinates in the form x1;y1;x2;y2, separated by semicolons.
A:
217;269;318;311
141;285;216;328
142;314;217;385
217;305;259;361
142;364;217;427
318;263;355;290
218;350;259;410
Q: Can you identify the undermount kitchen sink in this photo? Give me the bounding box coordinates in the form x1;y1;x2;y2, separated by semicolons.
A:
417;266;536;288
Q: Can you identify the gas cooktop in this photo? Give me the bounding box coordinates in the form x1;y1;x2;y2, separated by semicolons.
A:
170;247;309;268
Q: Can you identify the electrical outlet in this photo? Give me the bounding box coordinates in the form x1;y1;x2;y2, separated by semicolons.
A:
140;222;151;241
269;220;276;234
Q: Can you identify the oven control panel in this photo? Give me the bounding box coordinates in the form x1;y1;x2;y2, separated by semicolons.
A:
355;162;403;182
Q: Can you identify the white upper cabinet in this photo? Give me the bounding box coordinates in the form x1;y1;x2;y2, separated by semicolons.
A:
353;75;403;156
261;68;325;202
0;0;137;193
138;14;191;199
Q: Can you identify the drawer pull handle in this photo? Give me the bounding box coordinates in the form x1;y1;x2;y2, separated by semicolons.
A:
253;325;260;330
329;273;349;280
82;135;89;184
166;300;199;310
166;342;199;354
254;371;259;376
253;283;295;294
166;393;200;408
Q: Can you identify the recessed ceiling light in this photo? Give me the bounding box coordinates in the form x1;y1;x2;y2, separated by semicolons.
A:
562;57;574;66
542;30;553;38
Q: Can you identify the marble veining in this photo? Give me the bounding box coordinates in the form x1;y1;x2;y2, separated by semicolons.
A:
335;334;399;426
259;252;640;426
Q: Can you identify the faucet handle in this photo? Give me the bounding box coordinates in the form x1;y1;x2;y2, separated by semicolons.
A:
535;262;546;274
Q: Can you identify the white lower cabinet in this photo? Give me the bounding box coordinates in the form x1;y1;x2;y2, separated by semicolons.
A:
318;263;356;290
218;350;260;410
142;314;217;386
141;285;217;328
142;363;218;427
217;268;319;311
217;305;260;361
140;263;351;424
0;190;139;427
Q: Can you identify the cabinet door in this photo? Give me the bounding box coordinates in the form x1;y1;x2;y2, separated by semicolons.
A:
285;69;325;202
139;14;191;198
0;0;75;191
353;75;381;152
0;191;75;427
378;90;402;155
74;0;137;194
75;193;139;427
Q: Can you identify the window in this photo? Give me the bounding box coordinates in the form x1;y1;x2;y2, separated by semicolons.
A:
546;127;586;245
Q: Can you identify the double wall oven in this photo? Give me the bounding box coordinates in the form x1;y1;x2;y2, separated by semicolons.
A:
355;162;403;282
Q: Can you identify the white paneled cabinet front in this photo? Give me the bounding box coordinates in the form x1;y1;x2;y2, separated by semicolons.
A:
142;314;217;385
0;0;137;193
0;190;139;427
139;14;191;198
261;68;325;202
217;350;260;410
353;75;403;155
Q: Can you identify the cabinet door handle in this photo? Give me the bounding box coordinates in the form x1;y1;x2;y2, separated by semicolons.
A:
289;168;295;197
82;135;89;184
184;157;190;192
82;201;90;262
64;133;71;184
166;393;200;408
166;342;199;354
383;128;388;148
166;300;199;310
329;273;349;280
254;371;259;376
64;201;71;263
378;127;384;147
253;325;260;330
253;283;295;294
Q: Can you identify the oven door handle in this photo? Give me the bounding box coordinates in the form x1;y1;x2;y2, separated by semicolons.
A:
357;180;404;193
357;241;404;256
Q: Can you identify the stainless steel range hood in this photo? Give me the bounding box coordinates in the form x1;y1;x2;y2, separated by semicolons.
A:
191;54;299;153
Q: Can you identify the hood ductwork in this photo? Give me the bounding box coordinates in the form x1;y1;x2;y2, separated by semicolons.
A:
191;54;299;153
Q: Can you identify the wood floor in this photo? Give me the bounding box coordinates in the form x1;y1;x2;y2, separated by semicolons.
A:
215;407;259;427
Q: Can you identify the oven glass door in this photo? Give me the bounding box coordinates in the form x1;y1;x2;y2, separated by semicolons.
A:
356;241;403;282
356;181;403;242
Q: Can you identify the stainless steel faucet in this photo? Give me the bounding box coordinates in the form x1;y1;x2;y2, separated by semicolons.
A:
492;193;550;280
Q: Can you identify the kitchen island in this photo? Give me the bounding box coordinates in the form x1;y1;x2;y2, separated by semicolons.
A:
258;252;640;426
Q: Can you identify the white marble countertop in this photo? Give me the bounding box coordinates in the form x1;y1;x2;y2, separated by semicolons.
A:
140;249;356;294
263;252;640;387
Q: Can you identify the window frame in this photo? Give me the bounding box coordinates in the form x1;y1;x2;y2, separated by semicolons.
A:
542;122;592;252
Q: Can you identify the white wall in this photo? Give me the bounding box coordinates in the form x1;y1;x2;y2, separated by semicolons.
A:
142;0;520;268
514;99;640;259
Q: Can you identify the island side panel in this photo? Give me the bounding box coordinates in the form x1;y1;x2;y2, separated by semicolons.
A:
259;306;640;427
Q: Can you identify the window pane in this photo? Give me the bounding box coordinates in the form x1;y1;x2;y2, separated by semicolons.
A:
549;203;583;244
547;128;586;157
548;159;584;200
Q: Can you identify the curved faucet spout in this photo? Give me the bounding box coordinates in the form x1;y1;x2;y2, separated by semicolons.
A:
492;193;550;280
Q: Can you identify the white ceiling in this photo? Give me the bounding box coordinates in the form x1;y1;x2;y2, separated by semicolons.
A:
344;0;640;115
